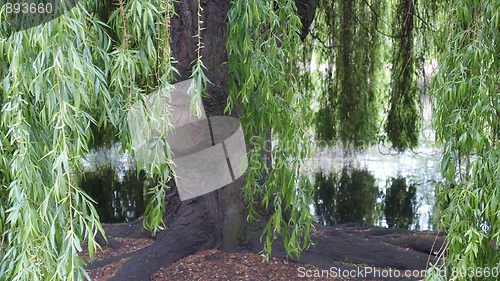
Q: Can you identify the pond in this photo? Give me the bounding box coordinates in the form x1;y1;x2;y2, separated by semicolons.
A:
80;128;442;229
80;144;152;223
304;128;442;230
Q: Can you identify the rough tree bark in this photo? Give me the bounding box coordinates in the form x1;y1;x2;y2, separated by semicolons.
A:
101;1;318;280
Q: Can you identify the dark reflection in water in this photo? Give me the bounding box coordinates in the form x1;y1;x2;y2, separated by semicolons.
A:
314;167;381;225
314;166;419;229
79;166;150;223
384;177;417;229
81;160;420;227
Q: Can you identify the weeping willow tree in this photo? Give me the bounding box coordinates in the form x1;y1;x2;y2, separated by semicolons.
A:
313;0;386;150
0;0;316;280
311;0;436;151
386;0;420;151
3;0;498;280
428;0;500;279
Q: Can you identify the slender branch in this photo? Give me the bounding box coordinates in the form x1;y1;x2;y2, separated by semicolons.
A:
309;30;339;49
350;4;407;39
196;0;203;61
412;10;431;29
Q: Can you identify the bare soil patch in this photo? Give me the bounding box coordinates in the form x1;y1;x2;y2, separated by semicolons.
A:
82;223;443;281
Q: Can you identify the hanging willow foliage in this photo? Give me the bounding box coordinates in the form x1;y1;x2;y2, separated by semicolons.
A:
226;0;314;259
429;0;500;279
385;0;421;151
0;0;315;278
312;0;440;152
312;0;386;150
0;0;176;279
0;3;110;280
107;0;179;236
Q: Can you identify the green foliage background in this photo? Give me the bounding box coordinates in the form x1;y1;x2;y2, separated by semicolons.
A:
429;0;500;279
312;0;387;150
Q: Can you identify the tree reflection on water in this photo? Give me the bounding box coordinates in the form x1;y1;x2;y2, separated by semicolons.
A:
384;177;417;229
314;166;418;229
80;166;151;223
314;166;381;226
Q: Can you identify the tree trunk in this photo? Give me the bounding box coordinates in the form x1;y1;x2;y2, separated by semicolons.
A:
105;1;317;279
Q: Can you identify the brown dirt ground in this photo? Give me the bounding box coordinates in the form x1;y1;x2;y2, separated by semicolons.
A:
81;237;154;280
80;236;351;281
80;223;439;281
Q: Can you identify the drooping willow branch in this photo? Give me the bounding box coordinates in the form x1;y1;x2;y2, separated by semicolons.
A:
385;0;421;151
188;0;211;118
314;0;384;151
226;0;314;259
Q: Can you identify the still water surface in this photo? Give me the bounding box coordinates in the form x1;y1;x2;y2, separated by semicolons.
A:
304;129;442;230
80;130;442;229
